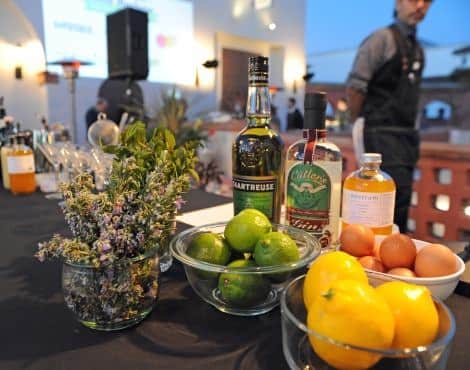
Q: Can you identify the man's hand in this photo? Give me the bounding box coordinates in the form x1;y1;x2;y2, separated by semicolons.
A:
346;87;365;122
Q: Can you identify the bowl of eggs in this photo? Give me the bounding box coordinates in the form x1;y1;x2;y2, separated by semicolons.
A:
339;225;465;300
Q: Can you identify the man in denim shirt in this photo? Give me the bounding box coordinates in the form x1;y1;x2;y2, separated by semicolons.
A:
346;0;433;232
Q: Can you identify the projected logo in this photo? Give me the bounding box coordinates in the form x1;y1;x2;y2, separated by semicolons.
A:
156;34;176;48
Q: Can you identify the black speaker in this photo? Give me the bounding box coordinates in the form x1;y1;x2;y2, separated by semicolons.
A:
107;8;148;80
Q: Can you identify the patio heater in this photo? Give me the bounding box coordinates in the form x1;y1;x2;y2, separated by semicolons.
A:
48;59;92;143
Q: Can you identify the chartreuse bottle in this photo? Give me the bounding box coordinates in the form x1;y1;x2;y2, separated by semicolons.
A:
285;92;342;248
232;56;284;223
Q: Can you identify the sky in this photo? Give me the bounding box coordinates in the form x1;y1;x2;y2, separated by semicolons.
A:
306;0;470;55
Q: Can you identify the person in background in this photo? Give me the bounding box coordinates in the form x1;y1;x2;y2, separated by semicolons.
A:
270;104;281;132
335;97;350;131
232;91;245;119
346;0;433;233
85;97;108;130
286;97;303;130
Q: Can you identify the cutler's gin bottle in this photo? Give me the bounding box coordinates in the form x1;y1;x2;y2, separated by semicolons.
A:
232;56;284;222
285;92;342;248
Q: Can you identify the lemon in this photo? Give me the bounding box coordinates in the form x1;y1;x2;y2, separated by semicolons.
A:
303;251;368;310
224;208;272;253
187;232;231;279
218;259;270;306
307;279;395;370
376;281;439;348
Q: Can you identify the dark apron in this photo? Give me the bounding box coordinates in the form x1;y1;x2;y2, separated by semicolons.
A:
362;24;424;232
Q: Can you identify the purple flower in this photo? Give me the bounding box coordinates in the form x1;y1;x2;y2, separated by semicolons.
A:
101;241;112;252
100;254;109;262
113;204;123;215
37;252;45;262
174;197;186;210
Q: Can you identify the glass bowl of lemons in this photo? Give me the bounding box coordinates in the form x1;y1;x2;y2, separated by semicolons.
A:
170;209;321;316
281;252;456;370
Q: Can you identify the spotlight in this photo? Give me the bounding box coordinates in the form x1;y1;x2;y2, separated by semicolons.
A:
202;60;219;68
302;72;314;82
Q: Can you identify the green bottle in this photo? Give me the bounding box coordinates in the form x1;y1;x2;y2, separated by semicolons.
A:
232;56;284;223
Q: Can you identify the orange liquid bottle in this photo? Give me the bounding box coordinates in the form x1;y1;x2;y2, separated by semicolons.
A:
341;153;396;235
7;135;36;194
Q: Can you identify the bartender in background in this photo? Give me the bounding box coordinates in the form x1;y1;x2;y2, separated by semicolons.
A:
85;97;108;130
346;0;433;232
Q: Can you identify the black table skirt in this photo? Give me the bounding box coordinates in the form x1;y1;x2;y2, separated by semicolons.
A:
0;189;468;370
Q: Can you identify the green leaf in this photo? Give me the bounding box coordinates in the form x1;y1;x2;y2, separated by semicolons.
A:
164;129;176;150
188;169;200;182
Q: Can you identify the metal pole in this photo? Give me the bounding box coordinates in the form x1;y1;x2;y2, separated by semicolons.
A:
68;76;77;143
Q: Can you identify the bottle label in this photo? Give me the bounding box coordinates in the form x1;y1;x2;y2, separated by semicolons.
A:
249;74;268;84
286;162;334;246
7;154;35;174
233;175;277;220
342;189;396;227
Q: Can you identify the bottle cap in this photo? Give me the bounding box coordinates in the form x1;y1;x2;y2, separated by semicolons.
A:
304;91;327;111
361;153;382;164
248;56;269;74
304;91;327;130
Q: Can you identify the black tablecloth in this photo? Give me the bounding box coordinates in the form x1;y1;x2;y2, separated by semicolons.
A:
0;189;468;370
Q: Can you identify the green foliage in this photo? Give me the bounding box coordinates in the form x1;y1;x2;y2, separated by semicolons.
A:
153;88;207;148
37;122;199;267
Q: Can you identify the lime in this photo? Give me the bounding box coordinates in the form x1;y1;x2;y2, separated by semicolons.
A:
187;232;231;279
218;259;271;306
224;208;272;253
253;231;300;267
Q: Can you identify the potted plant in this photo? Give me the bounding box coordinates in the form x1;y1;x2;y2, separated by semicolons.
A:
36;122;197;330
151;88;207;148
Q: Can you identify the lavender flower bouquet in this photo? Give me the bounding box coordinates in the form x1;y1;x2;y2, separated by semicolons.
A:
36;123;197;330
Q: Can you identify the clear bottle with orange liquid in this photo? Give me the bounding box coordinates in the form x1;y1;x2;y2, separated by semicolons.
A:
7;134;36;194
341;153;395;234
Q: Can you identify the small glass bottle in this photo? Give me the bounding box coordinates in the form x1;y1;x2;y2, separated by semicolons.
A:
1;136;15;189
342;153;396;235
285;92;342;248
7;133;36;194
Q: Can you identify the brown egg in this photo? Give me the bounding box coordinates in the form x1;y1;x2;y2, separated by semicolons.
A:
387;267;416;278
415;244;459;277
340;224;375;257
380;233;417;269
373;241;381;260
358;256;385;272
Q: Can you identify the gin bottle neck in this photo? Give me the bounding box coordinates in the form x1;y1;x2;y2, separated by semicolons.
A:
303;129;327;142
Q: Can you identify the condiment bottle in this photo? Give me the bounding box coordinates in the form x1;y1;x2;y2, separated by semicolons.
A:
8;133;36;194
342;153;396;234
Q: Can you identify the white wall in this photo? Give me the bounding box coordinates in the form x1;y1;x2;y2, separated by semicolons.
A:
9;0;306;142
195;0;306;131
0;0;48;131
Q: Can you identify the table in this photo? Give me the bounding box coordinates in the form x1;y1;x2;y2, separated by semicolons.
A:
0;189;468;370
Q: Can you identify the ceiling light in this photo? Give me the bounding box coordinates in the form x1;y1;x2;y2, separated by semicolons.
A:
268;23;276;31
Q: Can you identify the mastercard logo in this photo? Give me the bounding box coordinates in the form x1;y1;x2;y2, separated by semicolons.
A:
156;34;176;48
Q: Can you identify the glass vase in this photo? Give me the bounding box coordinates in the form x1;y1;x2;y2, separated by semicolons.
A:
159;218;177;273
62;248;160;331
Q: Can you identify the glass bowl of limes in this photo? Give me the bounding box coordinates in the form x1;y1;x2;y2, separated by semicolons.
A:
170;209;321;316
281;273;456;370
